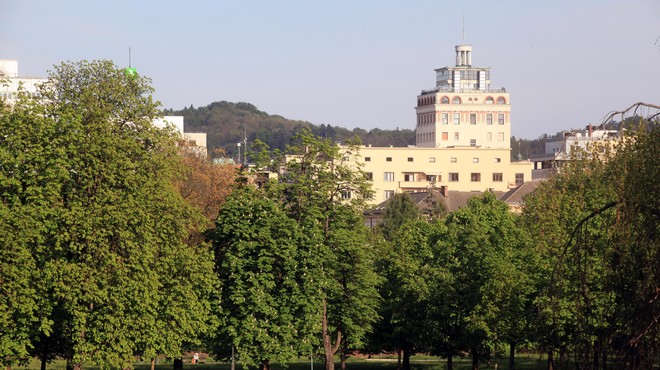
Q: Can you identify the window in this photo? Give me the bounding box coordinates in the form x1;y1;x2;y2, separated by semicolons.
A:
365;156;371;162
407;157;414;162
487;132;492;141
453;113;460;125
442;132;448;141
471;173;481;182
429;157;436;163
452;96;461;104
404;173;415;182
515;173;525;185
426;175;437;183
341;191;352;199
485;97;494;105
498;132;505;142
497;97;506;104
365;172;373;181
451;157;457;163
449;173;459;182
486;113;493;125
384;190;395;200
384;172;394;181
454;132;460;141
470;139;477;147
442;113;448;124
441;96;449;104
472;157;479;163
386;157;392;162
498;113;505;125
470;113;477;125
492;173;503;182
494;157;501;163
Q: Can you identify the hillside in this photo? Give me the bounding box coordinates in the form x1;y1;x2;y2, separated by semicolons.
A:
164;101;415;158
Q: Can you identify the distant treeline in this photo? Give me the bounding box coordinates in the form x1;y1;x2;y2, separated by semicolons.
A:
164;101;627;161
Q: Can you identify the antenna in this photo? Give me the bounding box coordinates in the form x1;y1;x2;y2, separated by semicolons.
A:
461;10;465;44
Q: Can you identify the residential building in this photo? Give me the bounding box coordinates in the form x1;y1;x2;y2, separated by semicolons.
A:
153;116;208;157
0;60;46;104
530;125;621;179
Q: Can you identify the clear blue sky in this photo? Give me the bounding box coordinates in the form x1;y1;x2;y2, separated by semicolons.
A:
2;0;659;139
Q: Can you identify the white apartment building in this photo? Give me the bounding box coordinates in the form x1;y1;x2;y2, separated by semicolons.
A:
0;60;46;104
360;44;531;205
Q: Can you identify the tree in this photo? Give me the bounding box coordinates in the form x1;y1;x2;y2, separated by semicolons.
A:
375;219;435;370
280;129;381;370
175;145;235;225
0;98;42;369
0;60;215;370
380;193;421;241
428;193;533;370
211;181;313;370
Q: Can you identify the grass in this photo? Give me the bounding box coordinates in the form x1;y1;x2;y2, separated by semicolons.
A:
13;354;551;370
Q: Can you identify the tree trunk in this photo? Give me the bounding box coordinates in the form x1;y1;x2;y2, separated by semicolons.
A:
322;301;341;370
151;358;156;370
402;348;411;370
260;359;270;370
472;348;479;370
547;349;554;370
509;341;515;370
447;355;453;370
41;357;47;370
397;349;402;370
340;337;348;370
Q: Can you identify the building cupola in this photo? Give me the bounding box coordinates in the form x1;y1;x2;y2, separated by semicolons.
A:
455;44;472;66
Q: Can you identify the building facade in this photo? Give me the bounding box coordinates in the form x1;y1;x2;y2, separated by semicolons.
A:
360;44;531;205
0;60;46;104
414;45;510;149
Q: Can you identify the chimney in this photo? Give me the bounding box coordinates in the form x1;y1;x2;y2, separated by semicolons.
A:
587;124;593;138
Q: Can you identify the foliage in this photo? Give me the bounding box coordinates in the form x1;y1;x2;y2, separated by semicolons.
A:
211;182;312;369
428;193;535;370
380;193;421;242
521;110;659;369
0;60;215;370
175;144;235;225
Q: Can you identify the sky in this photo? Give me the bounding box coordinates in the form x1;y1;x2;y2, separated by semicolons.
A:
2;0;659;139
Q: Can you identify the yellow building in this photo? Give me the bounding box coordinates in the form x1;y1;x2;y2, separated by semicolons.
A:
360;44;531;205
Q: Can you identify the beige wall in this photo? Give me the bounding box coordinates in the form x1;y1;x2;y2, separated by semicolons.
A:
415;91;511;149
358;145;532;205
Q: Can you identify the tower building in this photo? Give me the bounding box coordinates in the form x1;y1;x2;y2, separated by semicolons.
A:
357;44;531;206
415;45;510;149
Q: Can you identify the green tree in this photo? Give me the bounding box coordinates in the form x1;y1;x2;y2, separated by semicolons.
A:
0;60;215;370
280;130;381;370
428;193;532;370
380;193;421;241
210;181;314;370
0;98;42;369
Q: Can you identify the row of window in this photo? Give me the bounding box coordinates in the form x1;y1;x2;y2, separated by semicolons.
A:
378;171;516;183
365;156;503;163
418;95;507;107
417;112;506;126
380;173;525;200
417;131;506;143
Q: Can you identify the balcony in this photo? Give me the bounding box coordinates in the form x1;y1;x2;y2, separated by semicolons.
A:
399;180;431;189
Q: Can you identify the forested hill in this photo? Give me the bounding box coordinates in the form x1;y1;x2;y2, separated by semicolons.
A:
164;101;415;157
